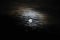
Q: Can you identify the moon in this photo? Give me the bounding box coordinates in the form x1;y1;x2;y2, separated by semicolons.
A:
28;19;32;23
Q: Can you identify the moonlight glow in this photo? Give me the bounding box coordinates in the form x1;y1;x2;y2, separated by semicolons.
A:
19;8;47;27
10;6;48;29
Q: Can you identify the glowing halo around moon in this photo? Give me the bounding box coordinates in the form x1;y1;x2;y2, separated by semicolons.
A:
9;5;48;29
18;8;48;28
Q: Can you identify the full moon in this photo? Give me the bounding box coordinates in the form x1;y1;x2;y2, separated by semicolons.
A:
28;19;32;23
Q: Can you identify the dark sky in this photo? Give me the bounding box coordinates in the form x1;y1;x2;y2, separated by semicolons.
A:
0;0;60;35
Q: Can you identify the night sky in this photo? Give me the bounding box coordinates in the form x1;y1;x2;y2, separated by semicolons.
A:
0;0;60;36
